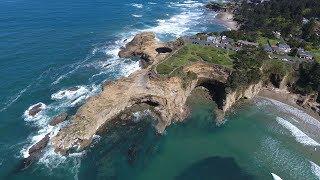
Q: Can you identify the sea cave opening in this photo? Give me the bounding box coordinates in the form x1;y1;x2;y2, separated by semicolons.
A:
196;79;227;110
156;47;173;54
269;73;282;88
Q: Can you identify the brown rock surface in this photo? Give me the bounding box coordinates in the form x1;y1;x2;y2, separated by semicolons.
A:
28;104;44;117
28;134;50;156
49;112;68;126
118;32;175;65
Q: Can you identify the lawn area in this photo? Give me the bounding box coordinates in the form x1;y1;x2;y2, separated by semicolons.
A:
310;49;320;63
156;44;233;75
257;36;279;46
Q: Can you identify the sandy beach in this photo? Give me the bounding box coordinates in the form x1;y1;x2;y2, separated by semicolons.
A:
258;87;320;121
215;11;239;31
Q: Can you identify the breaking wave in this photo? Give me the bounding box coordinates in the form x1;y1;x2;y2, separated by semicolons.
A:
132;14;142;18
145;9;203;38
276;117;320;147
310;161;320;179
268;98;320;128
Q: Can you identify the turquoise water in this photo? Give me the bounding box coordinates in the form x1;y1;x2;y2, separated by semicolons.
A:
1;0;320;179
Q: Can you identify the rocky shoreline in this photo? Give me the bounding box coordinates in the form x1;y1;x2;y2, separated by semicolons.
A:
25;32;320;159
49;32;240;154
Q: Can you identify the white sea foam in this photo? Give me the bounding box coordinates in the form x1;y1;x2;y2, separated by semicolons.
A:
51;84;100;108
120;61;140;77
310;161;320;179
52;48;99;85
268;98;320;128
169;0;204;8
131;3;143;8
51;86;89;101
0;69;50;112
132;14;142;18
54;86;90;100
276;117;320;147
145;11;203;37
271;173;283;180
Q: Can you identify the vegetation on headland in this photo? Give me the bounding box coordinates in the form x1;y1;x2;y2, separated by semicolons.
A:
226;47;267;91
235;0;320;41
156;0;320;101
294;62;320;95
156;44;233;75
209;0;320;96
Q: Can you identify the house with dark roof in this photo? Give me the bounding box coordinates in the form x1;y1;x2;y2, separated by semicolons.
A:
278;43;291;53
236;40;258;47
297;48;313;60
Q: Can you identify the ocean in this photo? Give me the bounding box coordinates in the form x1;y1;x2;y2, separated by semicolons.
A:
0;0;319;179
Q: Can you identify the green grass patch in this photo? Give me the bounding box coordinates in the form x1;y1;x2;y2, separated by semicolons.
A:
156;44;233;75
257;36;279;46
310;49;320;63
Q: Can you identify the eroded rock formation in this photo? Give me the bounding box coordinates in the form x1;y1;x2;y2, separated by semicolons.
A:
51;32;248;154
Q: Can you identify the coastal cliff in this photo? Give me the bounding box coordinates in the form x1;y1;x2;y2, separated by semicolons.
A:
50;32;273;154
223;82;263;112
50;32;237;154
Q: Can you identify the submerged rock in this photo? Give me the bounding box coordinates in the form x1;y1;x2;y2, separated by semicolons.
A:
49;112;68;126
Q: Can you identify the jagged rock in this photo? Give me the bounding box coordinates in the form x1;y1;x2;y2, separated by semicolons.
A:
28;134;50;156
18;134;50;171
28;104;43;117
118;32;174;65
49;112;68;126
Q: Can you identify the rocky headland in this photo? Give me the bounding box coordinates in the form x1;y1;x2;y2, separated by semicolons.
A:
49;32;266;154
24;32;316;156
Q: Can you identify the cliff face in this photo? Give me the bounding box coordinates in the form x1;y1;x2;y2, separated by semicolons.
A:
223;82;263;112
50;32;245;154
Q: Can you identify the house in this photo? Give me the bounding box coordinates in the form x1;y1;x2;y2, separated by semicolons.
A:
236;40;258;47
297;48;313;60
263;44;273;53
277;43;291;53
221;36;234;45
207;36;220;44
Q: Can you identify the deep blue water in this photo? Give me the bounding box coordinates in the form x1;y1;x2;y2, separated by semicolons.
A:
1;0;320;179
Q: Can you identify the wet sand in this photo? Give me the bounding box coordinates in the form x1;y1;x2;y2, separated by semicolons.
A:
258;88;320;122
